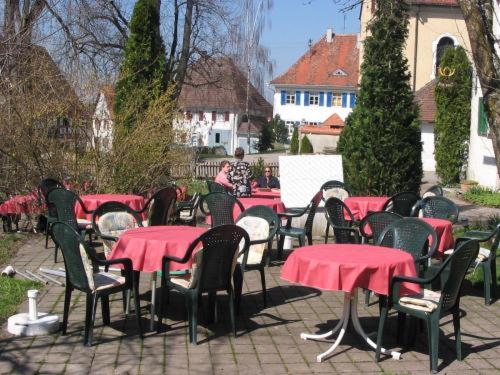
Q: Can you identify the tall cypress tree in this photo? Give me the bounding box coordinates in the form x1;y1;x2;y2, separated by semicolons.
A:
114;0;167;130
434;46;472;185
337;0;422;195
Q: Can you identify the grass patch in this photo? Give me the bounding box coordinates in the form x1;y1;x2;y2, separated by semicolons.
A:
0;277;43;324
463;186;500;208
0;232;29;267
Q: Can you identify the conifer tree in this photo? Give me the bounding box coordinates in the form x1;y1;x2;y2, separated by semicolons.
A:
337;0;422;195
256;123;274;152
434;46;472;185
290;127;299;155
114;0;167;131
300;135;314;154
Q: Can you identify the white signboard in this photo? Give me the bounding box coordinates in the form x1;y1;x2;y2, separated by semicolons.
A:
279;155;344;208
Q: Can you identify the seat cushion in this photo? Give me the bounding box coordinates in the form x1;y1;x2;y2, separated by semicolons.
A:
477;247;491;262
236;216;269;265
398;289;441;312
93;271;126;291
77;218;92;230
323;188;348;201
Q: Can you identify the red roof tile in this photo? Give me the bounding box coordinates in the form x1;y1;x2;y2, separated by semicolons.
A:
300;124;343;136
270;34;359;88
414;79;437;123
321;113;345;127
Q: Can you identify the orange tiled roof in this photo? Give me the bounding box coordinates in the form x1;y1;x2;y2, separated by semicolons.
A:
321;113;345;127
414;79;437;123
271;34;359;88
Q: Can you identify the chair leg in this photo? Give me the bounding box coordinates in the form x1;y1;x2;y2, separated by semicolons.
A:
186;294;193;343
233;266;243;315
364;290;371;306
277;234;285;260
133;282;143;339
324;222;330;244
101;296;110;326
61;286;72;335
229;287;236;338
429;315;439;373
306;233;312;246
83;293;92;345
259;267;267;308
190;293;198;345
452;309;462;361
157;272;167;333
85;294;98;347
491;261;497;303
298;235;304;247
265;239;272;267
54;244;59;263
45;224;50;248
396;312;406;345
207;292;216;324
375;300;388;362
482;263;492;305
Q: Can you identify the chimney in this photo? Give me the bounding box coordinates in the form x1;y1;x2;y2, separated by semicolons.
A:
326;28;333;43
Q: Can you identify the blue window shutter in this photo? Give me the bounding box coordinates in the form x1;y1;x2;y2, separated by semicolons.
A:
280;90;286;105
304;91;310;106
326;92;332;107
349;93;356;108
295;91;301;105
341;93;348;108
319;92;324;106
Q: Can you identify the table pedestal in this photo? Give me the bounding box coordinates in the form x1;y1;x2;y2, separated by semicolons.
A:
300;289;401;362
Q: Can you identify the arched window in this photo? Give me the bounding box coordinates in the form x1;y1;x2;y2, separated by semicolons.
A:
435;37;455;74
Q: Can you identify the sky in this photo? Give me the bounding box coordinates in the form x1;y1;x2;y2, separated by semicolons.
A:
260;0;361;96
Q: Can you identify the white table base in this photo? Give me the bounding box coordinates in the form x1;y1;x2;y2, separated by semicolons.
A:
300;289;401;362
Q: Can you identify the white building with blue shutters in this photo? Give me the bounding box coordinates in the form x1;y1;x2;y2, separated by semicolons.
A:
270;30;359;139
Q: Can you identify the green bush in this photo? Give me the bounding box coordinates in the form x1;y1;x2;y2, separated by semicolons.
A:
463;186;500;208
250;157;265;179
337;0;422;196
300;135;314;154
290;127;299;155
434;46;472;185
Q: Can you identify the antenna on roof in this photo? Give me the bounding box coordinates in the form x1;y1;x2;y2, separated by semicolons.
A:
308;38;312;48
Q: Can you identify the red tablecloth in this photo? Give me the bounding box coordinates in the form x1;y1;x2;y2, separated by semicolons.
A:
281;244;419;296
75;194;145;220
251;189;281;199
110;226;207;272
0;194;40;215
344;196;388;220
206;197;285;225
420;217;455;253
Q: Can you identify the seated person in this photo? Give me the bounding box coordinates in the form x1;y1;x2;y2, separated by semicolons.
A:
214;160;233;190
256;166;280;189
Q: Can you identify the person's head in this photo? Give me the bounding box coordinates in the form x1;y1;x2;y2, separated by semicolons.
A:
234;147;245;160
263;166;273;177
219;160;231;173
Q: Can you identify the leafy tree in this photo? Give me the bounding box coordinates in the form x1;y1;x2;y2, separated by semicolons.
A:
434;46;472;185
337;0;422;196
300;135;314;154
270;115;288;144
256;123;274;152
114;0;167;131
290;127;299;155
250;157;266;179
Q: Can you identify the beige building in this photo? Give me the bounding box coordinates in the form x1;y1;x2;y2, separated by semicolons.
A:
359;0;470;91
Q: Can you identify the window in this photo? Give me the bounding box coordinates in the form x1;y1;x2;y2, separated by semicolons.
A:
436;37;455;75
216;112;224;121
286;91;295;104
198;111;204;121
185;111;192;120
309;92;319;106
332;93;342;107
215;133;221;143
211;111;216;121
224;112;230;121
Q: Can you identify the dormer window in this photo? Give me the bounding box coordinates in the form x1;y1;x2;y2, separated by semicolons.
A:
329;69;347;77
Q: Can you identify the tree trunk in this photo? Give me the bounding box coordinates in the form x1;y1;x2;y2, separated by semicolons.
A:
172;0;193;99
459;0;500;177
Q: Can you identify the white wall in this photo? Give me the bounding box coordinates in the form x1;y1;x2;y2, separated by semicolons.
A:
272;88;354;125
421;122;436;172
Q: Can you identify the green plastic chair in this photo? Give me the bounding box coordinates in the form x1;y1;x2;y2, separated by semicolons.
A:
359;211;402;244
156;225;249;345
324;197;360;244
175;193;201;226
199;192;244;228
136;186;177;226
423;185;444;197
206;180;226;193
276;191;323;258
383;191;421;217
39;178;64;250
457;223;499;305
375;239;479;373
411;196;459;224
234;205;280;310
51;222;142;346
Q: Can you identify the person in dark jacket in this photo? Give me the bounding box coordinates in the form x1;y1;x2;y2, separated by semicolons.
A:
256;166;280;189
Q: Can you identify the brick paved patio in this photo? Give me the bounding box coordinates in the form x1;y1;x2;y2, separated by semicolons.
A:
1;235;499;374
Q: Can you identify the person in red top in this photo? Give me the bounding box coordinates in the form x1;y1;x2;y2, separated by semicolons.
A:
214;160;233;190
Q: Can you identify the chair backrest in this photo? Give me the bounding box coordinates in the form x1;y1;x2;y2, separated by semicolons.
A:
378;217;438;262
200;192;244;228
51;221;93;292
39;178;64;198
46;188;80;230
383;191;421;217
236;204;279;240
415;196;459;223
324;196;358;244
321;180;352;201
488;224;500;261
423;185;443;198
359;211;403;243
207;180;226;193
439;239;479;311
191;225;249;292
304;191;324;235
144;186;177;226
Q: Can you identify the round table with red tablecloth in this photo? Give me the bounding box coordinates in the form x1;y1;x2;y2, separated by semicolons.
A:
0;194;40;216
281;244;419;362
420;217;455;254
343;196;388;220
75;194;145;220
250;189;281;199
